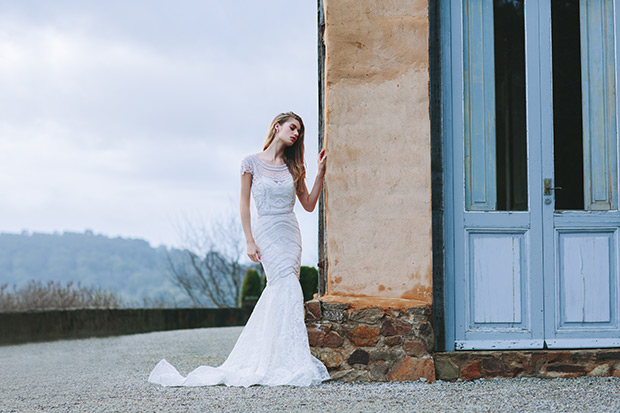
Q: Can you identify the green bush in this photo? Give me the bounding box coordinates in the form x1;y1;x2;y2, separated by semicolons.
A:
240;269;263;304
299;266;318;302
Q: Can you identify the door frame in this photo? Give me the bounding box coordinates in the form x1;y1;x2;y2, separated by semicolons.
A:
440;0;620;351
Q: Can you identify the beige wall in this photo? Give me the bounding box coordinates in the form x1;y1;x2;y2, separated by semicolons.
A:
323;0;432;304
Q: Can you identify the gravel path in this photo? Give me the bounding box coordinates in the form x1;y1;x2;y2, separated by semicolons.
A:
2;327;619;412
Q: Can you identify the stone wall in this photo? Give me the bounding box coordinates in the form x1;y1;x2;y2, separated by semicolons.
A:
435;350;620;381
305;300;436;382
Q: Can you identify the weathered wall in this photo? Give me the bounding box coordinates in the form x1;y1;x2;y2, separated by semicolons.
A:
323;0;432;303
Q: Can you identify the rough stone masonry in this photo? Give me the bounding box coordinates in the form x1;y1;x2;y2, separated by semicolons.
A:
305;300;435;382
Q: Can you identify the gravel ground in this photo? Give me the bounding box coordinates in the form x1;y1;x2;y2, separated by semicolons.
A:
1;327;619;412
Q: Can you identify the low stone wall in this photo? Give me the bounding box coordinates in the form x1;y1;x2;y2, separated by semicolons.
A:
435;350;620;380
305;299;435;382
0;308;251;345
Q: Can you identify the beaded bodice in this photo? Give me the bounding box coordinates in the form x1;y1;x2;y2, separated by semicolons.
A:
240;154;296;216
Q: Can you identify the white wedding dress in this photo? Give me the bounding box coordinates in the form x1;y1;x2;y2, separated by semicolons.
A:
148;154;330;387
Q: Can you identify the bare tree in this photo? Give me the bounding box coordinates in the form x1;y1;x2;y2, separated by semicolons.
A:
167;211;251;308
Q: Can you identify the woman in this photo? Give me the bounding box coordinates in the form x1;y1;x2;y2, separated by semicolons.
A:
149;112;329;387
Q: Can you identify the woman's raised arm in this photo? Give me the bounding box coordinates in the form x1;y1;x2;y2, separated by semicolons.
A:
297;148;326;212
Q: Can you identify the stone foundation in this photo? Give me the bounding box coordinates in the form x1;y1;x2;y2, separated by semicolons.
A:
305;299;435;382
306;300;620;382
434;350;620;381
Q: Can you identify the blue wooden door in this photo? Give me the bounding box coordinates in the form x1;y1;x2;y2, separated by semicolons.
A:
541;0;620;348
442;0;620;350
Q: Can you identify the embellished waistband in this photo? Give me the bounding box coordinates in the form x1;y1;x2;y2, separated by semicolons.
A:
257;210;295;216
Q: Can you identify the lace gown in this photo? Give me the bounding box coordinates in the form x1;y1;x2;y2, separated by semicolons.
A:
148;154;330;387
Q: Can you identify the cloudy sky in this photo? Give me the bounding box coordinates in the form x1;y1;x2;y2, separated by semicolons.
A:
0;0;321;265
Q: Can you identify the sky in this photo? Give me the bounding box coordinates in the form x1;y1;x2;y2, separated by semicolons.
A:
0;0;321;265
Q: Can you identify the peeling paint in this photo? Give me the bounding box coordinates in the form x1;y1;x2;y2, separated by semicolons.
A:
401;286;432;301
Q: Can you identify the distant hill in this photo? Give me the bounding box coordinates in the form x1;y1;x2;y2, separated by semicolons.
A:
0;231;188;306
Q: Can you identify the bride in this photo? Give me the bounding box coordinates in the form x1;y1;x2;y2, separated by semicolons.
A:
148;112;330;387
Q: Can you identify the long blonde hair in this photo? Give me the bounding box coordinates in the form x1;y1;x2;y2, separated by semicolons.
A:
263;112;306;192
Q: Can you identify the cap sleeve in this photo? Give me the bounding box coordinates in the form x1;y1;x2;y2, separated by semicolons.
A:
240;155;254;176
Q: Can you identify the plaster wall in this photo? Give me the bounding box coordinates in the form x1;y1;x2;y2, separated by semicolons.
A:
323;0;432;304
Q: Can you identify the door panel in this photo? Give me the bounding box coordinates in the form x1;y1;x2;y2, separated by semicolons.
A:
468;232;524;325
580;0;618;210
463;0;497;211
558;231;613;324
546;217;620;346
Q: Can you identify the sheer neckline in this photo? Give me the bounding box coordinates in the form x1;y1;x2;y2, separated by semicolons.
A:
253;153;288;168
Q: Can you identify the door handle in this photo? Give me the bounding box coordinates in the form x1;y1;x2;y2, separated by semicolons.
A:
544;179;562;195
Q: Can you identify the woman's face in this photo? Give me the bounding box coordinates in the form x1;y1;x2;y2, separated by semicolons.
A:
275;118;301;146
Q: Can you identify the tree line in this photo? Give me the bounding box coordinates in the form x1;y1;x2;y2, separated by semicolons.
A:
0;227;318;311
0;231;185;306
